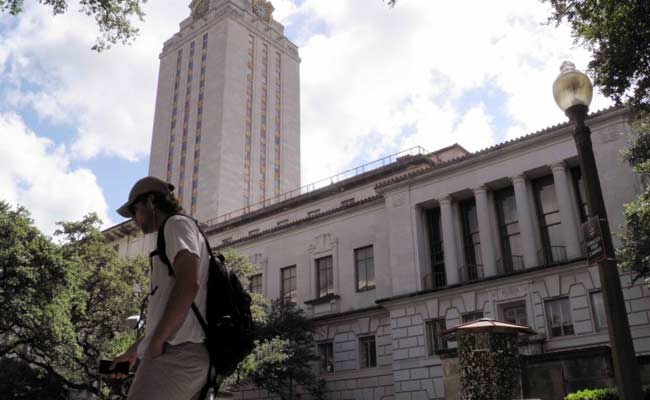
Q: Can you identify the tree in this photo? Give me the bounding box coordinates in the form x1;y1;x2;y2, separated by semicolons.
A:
539;1;650;287
543;0;650;111
0;0;146;51
618;114;650;282
220;248;269;325
216;250;325;400
246;300;326;400
0;202;149;399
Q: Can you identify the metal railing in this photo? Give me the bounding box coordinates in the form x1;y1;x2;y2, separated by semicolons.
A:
458;264;484;283
422;270;447;290
203;146;428;227
538;245;567;265
496;255;525;274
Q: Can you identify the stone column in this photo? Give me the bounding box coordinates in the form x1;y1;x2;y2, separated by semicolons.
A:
550;162;582;259
474;186;497;277
511;175;538;268
440;196;460;285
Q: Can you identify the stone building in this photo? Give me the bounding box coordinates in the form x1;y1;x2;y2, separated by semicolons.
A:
148;0;300;222
106;106;650;398
102;1;650;398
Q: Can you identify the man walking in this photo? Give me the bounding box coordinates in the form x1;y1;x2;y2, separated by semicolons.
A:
112;176;210;400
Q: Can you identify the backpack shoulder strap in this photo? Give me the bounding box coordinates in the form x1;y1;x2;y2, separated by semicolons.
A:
154;213;183;276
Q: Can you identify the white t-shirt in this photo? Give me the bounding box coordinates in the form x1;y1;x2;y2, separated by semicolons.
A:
138;215;210;357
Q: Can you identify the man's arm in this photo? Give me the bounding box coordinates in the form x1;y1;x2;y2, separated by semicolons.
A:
111;336;142;378
146;249;200;358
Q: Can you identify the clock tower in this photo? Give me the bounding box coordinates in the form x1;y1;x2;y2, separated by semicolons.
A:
148;0;301;222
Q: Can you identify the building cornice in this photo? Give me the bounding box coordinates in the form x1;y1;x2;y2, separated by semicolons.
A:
375;257;591;308
212;194;384;248
102;219;138;242
161;0;299;62
205;155;433;234
374;106;628;194
311;305;386;324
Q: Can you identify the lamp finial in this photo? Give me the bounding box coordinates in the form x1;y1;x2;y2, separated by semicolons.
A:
560;61;576;74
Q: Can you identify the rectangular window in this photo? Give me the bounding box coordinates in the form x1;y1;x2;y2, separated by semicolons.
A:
248;229;260;236
276;219;289;226
501;301;528;326
341;198;355;206
249;273;262;294
355;245;375;291
461;199;483;281
461;311;484;323
533;175;567;264
425;208;446;288
545;297;574;337
590;291;608;331
308;209;320;217
281;266;297;304
316;256;334;297
425;319;448;354
495;187;524;273
359;336;377;368
318;342;334;373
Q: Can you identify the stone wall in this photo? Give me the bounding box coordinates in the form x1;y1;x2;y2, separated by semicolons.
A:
314;312;395;400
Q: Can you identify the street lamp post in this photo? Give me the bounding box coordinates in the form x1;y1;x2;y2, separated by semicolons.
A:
553;61;643;399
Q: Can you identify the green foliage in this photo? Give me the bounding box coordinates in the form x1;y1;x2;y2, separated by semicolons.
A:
221;248;269;325
0;202;148;398
564;386;650;400
619;114;650;282
249;300;326;400
0;357;67;399
458;332;521;399
223;296;325;400
0;0;146;51
543;0;650;111
565;387;619;400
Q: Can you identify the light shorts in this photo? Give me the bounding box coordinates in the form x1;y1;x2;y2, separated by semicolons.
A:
128;342;210;400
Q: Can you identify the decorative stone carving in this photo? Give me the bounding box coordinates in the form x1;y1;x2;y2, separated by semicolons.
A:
308;233;337;255
391;193;405;207
249;252;268;269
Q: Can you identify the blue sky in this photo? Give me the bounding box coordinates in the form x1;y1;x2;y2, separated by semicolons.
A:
0;0;611;235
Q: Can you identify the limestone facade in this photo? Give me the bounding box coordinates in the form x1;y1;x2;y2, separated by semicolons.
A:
209;107;650;399
148;0;300;222
105;107;650;398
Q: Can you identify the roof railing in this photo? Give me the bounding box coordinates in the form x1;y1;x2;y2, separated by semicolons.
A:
203;146;428;227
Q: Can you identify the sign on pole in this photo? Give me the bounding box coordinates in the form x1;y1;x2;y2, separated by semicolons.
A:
582;216;606;264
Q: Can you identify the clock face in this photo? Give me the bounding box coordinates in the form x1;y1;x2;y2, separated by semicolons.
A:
192;0;208;19
254;3;267;18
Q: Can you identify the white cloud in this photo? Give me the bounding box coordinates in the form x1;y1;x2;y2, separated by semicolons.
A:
0;113;110;235
278;0;613;184
0;1;187;161
0;0;615;219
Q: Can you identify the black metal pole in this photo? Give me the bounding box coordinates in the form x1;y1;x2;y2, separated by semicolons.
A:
567;104;643;399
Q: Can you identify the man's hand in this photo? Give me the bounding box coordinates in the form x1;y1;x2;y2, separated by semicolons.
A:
144;337;165;360
110;341;139;379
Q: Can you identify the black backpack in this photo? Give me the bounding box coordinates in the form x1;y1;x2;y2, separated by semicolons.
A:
153;214;255;394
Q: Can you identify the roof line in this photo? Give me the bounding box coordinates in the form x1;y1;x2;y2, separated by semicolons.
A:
211;194;383;248
374;106;626;191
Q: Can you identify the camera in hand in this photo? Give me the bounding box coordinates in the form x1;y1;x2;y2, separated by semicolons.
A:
99;360;130;375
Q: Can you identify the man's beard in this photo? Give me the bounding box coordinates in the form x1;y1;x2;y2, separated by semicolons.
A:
140;209;157;234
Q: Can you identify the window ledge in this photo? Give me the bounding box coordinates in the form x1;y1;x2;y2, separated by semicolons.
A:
304;293;340;305
435;348;458;358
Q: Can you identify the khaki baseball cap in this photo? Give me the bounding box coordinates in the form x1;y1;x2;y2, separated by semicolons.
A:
117;176;175;218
